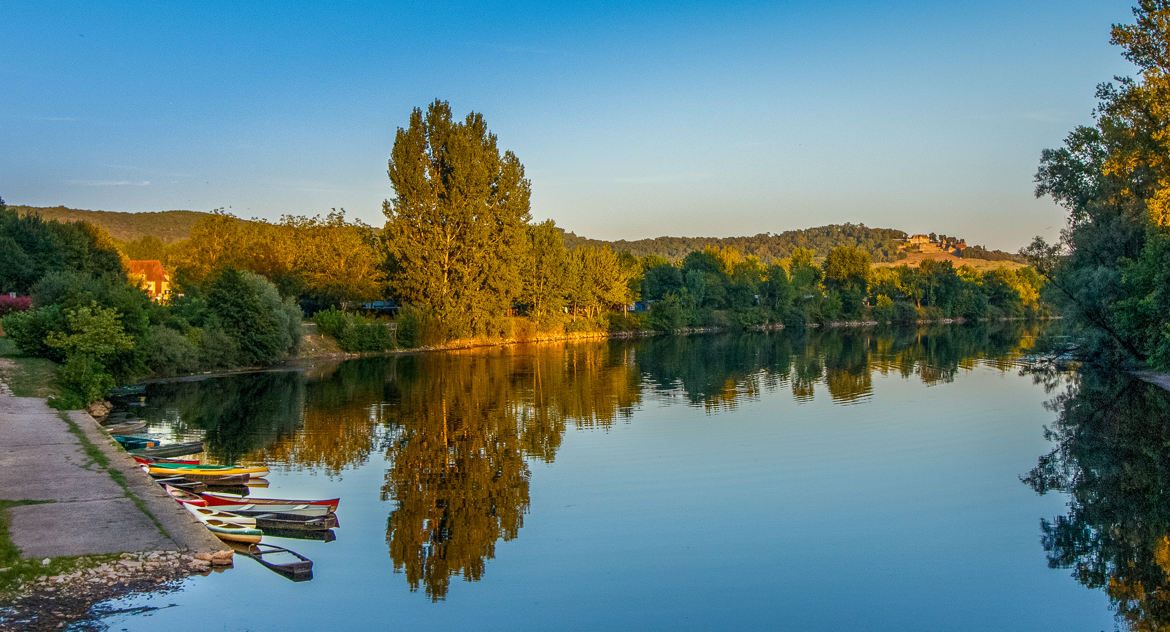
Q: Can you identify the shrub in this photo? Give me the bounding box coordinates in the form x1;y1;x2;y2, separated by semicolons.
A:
606;311;643;333
871;295;895;323
141;325;200;377
0;295;31;316
891;301;918;324
54;354;114;409
197;326;239;370
206;269;299;366
313;307;349;339
396;305;444;348
1;305;64;359
646;294;687;332
313;307;394;352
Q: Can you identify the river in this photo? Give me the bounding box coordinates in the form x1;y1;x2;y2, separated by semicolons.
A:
89;323;1164;630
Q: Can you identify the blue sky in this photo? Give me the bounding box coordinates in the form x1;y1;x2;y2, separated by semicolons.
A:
0;1;1135;250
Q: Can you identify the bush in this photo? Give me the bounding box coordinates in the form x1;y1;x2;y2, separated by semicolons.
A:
396;305;444;348
313;307;349;339
871;295;895;323
646;295;688;332
197;326;239;370
891;301;919;324
606;312;643;333
206;269;299;366
312;307;394;352
141;326;200;377
0;295;31;316
339;319;393;352
1;305;64;359
54;354;114;409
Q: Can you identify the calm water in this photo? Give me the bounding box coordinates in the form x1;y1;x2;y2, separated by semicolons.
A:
86;324;1170;631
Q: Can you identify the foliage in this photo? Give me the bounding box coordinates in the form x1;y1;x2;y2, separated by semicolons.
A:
170;209;385;308
40;302;135;406
563;222;910;263
383;100;531;338
1;306;65;359
140;325;201;377
0;203;126;295
206;269;302;367
0;295;30;316
519;220;571;320
312;307;395;352
1030;2;1170;369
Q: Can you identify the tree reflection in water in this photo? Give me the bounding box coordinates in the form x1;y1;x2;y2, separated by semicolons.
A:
1025;368;1170;630
133;323;1044;600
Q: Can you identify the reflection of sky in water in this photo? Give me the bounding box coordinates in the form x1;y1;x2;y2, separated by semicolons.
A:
94;327;1114;631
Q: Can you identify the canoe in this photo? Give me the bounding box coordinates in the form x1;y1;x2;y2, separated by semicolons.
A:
145;463;269;479
231;542;313;582
200;518;263;544
102;421;146;434
127;441;204;458
253;512;339;531
145;466;253;486
185;504;256;527
113;435;157;449
153;476;207;493
201;492;339;515
162;484;207;506
134;456;201;465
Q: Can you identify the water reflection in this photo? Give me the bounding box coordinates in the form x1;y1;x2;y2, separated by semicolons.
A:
130;322;1045;600
1025;368;1170;630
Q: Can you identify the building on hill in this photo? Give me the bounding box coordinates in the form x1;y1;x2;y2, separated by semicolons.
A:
128;260;171;302
905;234;932;246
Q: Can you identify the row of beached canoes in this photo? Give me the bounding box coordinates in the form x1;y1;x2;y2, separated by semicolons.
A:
104;427;338;580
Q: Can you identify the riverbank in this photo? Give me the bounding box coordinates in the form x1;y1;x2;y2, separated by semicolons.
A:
0;395;229;630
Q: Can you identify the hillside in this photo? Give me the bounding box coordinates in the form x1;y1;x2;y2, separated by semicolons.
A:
562;223;911;262
7;205;1025;267
9;205;212;243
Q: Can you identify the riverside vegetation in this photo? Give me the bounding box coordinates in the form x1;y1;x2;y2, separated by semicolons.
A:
0;104;1049;407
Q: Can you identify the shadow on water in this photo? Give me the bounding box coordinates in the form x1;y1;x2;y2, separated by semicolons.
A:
1024;365;1170;630
130;321;1046;601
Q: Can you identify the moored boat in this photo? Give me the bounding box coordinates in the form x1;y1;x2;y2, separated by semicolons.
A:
146;466;252;486
233;543;313;581
145;463;269;478
127;441;204;458
201;492;339;515
185;504;257;527
201;493;336;512
113;435;157;450
163;483;207;506
134;456;201;465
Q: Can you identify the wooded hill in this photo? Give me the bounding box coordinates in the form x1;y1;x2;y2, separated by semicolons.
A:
11;204;1022;264
9;205;211;243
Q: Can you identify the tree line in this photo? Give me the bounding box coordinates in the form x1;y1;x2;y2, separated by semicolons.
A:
0;199;302;407
1028;1;1170;372
0;100;1051;405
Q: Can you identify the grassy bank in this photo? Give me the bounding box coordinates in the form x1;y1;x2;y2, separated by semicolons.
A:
0;336;59;400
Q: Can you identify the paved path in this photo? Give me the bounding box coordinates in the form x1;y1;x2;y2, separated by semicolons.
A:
0;396;226;558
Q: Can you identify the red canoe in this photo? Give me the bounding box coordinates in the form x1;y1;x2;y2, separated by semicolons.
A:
201;492;339;514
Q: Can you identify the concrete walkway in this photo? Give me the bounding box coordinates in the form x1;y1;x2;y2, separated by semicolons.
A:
0;396;226;559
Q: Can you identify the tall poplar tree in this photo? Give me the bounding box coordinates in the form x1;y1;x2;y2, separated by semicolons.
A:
383;100;532;338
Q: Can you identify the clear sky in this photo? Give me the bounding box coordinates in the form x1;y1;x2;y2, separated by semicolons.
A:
0;1;1136;250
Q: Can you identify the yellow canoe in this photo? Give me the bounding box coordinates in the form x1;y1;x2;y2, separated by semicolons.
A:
146;464;269;479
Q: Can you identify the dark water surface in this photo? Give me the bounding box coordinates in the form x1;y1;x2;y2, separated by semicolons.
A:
89;324;1167;631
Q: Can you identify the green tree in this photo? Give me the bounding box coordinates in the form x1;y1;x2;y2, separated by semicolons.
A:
519;220;571;322
1031;2;1170;367
822;246;871;319
383;100;531;338
206;269;301;367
